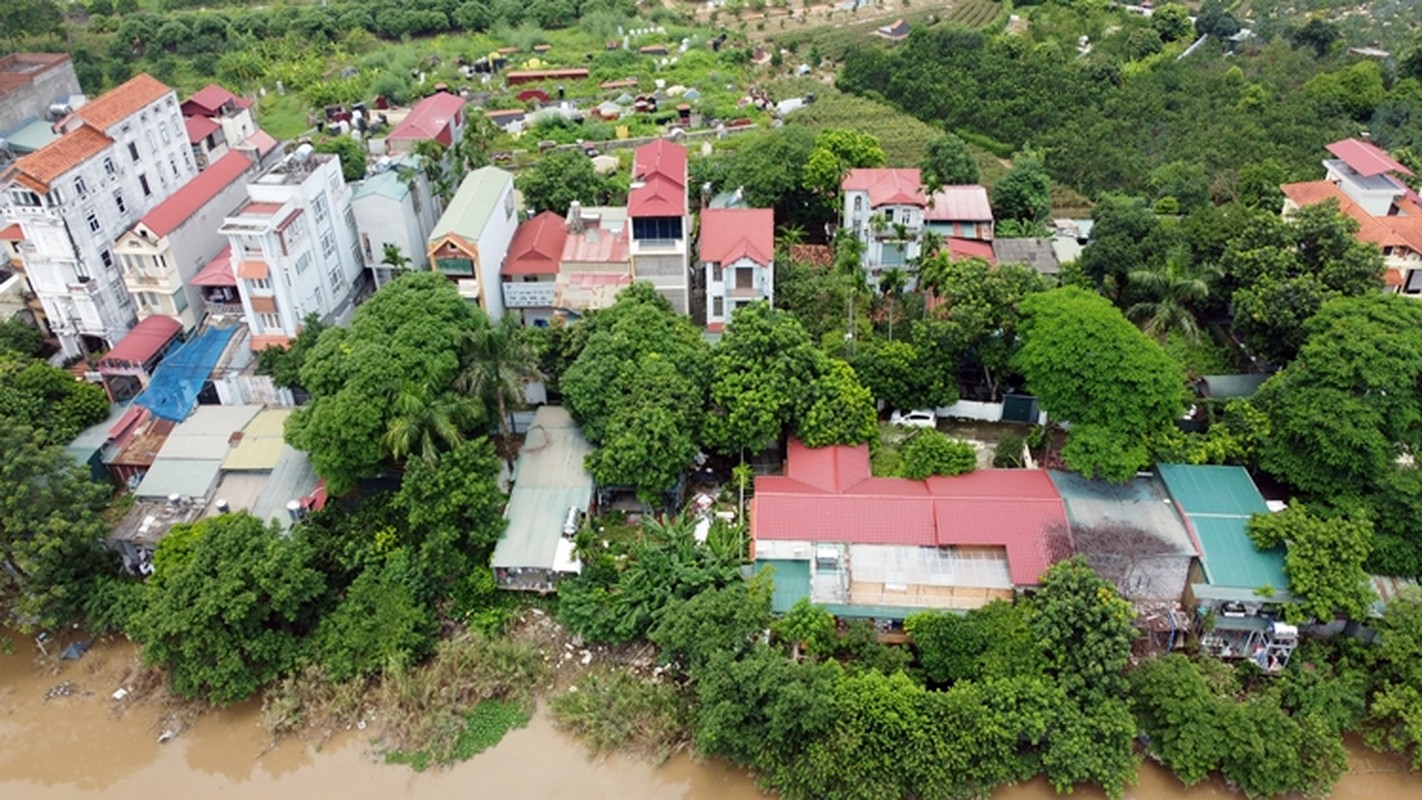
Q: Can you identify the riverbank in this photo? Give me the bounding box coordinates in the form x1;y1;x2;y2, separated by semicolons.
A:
4;628;1420;800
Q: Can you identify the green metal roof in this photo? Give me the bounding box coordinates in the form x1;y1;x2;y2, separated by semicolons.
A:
430;166;513;242
1158;464;1286;592
352;169;411;202
755;559;811;613
1201;374;1270;400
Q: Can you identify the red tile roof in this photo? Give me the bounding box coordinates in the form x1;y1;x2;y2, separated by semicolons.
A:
10;124;113;192
629;139;687;217
190;246;236;287
842;168;925;207
502;211;567;276
946;237;997;264
0;53;71;100
99;314;181;369
752;439;1067;585
1326;138;1414;177
240;129;279;158
1282;180;1422;255
185;115;220;144
562;225;629;264
925;184;993;222
73;73;172;131
0;223;23;241
388;92;467;147
181;84;237;117
134;151;251;238
700;208;774;266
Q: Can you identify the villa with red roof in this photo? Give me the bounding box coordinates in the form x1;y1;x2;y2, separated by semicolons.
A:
700;207;774;332
0;73;200;357
114;151;256;331
1281;138;1422;294
179;83;264;169
385;91;467;155
628;139;691;314
843;169;998;287
499;203;635;325
752;439;1069;620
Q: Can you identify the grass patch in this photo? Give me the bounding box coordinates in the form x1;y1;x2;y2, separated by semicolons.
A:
384;700;531;772
1161;329;1238;379
550;667;693;764
774;82;942;167
257;93;314;140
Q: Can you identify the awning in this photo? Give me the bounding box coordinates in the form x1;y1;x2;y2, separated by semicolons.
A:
249;295;277;314
250;333;291;352
0;223;23;241
99;315;182;369
190;246;236;287
1386;270;1404;287
236;258;269;280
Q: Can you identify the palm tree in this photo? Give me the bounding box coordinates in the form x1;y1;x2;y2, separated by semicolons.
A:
456;314;542;468
878;267;909;342
381;244;411;272
384;382;481;464
1126;257;1210;344
413;139;454;204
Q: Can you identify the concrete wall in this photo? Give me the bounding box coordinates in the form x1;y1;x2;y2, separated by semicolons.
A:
0;56;80;132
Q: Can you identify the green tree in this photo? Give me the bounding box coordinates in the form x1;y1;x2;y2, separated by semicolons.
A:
1369;588;1422;769
703;302;827;457
0;352;110;447
129;513;325;704
1031;556;1136;702
396;437;508;586
0;0;62;47
650;575;772;672
313;134;368;182
313;548;437;682
516;149;607;213
0;319;43;356
918;257;1049;399
920;132;980;189
773;597;836;662
801;128;886;199
1151;4;1193;43
795;359;877;448
1251;294;1422;497
900;429;978;479
1292;17;1340;58
1016;288;1185;482
380;244;412;272
1248;505;1373;623
991;152;1051;224
1078;194;1183;300
1194;0;1239;38
1125;256;1210;344
456;313;541;466
255;313;328;392
849;338;952;412
0;420;115;628
720;126;821;229
287;273;483;494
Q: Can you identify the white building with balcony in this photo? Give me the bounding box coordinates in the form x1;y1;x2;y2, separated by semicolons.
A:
353;154;439;288
426;166;517;320
219;148;363;351
700;207;774;332
0;73;199;356
180;84;261;169
842;168;927;285
628;139;690;314
114;151;256;331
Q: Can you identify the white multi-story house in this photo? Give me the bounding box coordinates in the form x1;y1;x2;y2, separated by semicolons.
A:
180;84;261;169
628;139;691;314
842;167;927;284
218;147;363;351
353;154;439;288
427;166;518;320
700;207;774;332
0;73;200;356
114;151;256;331
1281;138;1422;296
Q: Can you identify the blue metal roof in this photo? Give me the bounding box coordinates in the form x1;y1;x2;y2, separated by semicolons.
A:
1157;464;1286;592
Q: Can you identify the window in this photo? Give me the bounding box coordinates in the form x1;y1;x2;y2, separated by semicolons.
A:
735;268;754;290
10;189;41;207
328;264;345;294
295;252;312;274
183;150;192;170
128;142;139;162
712;296;724;318
321;231;336;258
411;188;423;216
361;234;373;263
343;207;355;233
75;259;89;279
74;176;88;197
159;124;170;144
113;190;127;215
86;210;101;233
173;290;188;312
1406;269;1422;295
313;195;329;222
100;250;114;270
250;277;271;291
170;158;179;179
146;131;156;152
259;312;280;329
139;174;151;197
854;196;863;212
711;263;722;282
104;158;117;177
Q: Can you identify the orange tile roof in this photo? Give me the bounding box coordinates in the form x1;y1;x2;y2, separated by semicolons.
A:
1282;180;1422;254
73;73;172;131
10;124;113;192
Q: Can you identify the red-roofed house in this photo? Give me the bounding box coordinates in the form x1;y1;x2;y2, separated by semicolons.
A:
114;152;256;330
925;184;994;241
97;314;182;401
1;72;200;357
842;168;929;284
700;207;774;332
386;92;467;155
628;139;691;314
752;439;1069;619
1283;138;1422;295
180;83;259;169
500;210;567;325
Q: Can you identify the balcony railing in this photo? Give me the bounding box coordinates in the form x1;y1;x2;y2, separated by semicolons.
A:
205;301;245;316
502;281;556;309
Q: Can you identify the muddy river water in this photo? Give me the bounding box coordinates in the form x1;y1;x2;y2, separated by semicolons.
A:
2;632;1420;800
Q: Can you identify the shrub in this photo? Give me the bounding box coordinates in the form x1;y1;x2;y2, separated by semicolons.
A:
901;430;978;479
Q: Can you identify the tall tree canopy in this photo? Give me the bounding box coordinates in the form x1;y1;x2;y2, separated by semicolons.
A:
129;513;326;704
1015;288;1185;482
1248;505;1373;623
0;352;109;447
919;132;980;190
516;149;611;213
286;273;485;494
991;152;1052;224
801;128;887;199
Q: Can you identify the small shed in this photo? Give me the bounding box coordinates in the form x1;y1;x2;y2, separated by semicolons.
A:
993;238;1061;276
98;315;182;401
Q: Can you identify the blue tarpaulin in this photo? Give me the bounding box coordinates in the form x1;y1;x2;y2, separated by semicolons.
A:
133;326;237;421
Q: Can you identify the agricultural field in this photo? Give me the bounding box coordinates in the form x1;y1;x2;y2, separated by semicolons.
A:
767;0;1006;62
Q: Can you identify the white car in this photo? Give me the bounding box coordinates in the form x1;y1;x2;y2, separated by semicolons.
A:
889;409;938;429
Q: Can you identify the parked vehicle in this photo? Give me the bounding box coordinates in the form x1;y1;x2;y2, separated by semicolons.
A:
889;409;938;428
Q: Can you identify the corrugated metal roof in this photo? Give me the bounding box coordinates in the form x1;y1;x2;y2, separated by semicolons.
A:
430;166;513;242
1157;463;1285;591
490;406;594;571
1200;374;1269;399
755;559;812;613
925;185;992;222
135;458;222;500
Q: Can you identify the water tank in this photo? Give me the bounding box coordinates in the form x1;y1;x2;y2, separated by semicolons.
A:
286;499;304;521
167;493;181;507
215;499;230;514
293;143;316;163
562;506;582;537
